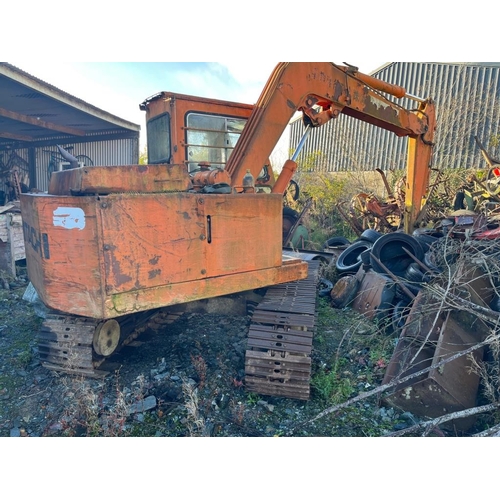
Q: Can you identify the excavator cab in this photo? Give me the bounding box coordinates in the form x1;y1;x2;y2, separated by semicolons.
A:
139;92;275;189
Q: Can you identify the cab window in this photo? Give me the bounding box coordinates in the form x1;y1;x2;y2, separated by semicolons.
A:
147;113;171;164
186;113;246;172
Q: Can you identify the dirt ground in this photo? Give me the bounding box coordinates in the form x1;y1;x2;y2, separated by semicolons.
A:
0;261;403;438
0;261;496;438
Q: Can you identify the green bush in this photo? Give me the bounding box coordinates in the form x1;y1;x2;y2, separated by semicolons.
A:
292;164;358;248
311;359;354;404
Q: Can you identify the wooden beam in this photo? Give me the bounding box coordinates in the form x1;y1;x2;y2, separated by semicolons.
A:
0;131;33;142
0;106;85;136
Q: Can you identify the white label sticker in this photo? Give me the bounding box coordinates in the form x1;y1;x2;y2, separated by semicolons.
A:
53;207;86;230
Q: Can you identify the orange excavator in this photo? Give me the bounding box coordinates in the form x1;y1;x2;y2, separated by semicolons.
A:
20;62;435;376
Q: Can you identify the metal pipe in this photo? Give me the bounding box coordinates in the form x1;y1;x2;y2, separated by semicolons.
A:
404;92;427;104
56;145;79;170
352;71;406;98
272;125;312;195
271;159;297;195
291;125;311;161
354;69;426;103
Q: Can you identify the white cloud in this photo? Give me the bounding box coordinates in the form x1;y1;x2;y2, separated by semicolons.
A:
216;61;278;85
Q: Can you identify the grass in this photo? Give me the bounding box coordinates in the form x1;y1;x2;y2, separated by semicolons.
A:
311;358;354;404
0;285;42;428
309;291;400;432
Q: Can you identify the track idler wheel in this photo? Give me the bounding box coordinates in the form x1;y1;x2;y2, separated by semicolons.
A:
93;319;121;357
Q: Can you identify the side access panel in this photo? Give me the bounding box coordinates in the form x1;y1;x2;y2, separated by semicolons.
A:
99;192;283;295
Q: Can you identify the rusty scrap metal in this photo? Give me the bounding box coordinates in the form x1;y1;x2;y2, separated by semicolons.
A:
346;169;405;233
304;332;493;428
376;168;394;198
382;303;489;429
336;200;363;236
349;191;401;232
351;268;396;321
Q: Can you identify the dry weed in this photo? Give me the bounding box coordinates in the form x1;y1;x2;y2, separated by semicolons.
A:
182;378;207;436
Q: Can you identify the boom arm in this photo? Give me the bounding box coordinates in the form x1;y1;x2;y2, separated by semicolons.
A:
225;62;435;232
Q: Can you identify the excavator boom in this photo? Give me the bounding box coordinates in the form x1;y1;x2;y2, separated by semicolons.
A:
226;62;436;231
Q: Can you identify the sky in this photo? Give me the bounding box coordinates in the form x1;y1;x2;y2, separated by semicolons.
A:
5;2;492;165
7;61;386;159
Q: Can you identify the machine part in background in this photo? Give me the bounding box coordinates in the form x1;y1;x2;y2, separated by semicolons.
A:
282;200;311;249
287;224;309;249
349;191;402;233
330;274;359;308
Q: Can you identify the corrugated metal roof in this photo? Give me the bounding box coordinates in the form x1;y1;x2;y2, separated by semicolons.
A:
0;62;140;151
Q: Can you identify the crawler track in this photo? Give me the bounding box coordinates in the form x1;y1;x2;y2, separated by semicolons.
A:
37;309;183;377
244;260;320;400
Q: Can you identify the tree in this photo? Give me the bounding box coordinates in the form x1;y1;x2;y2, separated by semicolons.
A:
139;146;147;165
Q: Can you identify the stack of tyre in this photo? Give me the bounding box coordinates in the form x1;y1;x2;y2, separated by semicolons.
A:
327;228;445;333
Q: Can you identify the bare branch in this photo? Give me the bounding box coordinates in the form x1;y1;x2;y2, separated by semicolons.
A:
385;403;500;437
472;423;500;437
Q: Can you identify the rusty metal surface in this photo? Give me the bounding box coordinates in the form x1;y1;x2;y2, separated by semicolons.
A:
382;289;489;429
351;268;396;321
244;261;319;400
22;190;307;319
38;314;99;373
48;164;192;195
245;351;312;400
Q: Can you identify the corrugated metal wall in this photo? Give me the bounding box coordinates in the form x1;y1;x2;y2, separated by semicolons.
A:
290;62;500;172
34;137;139;192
